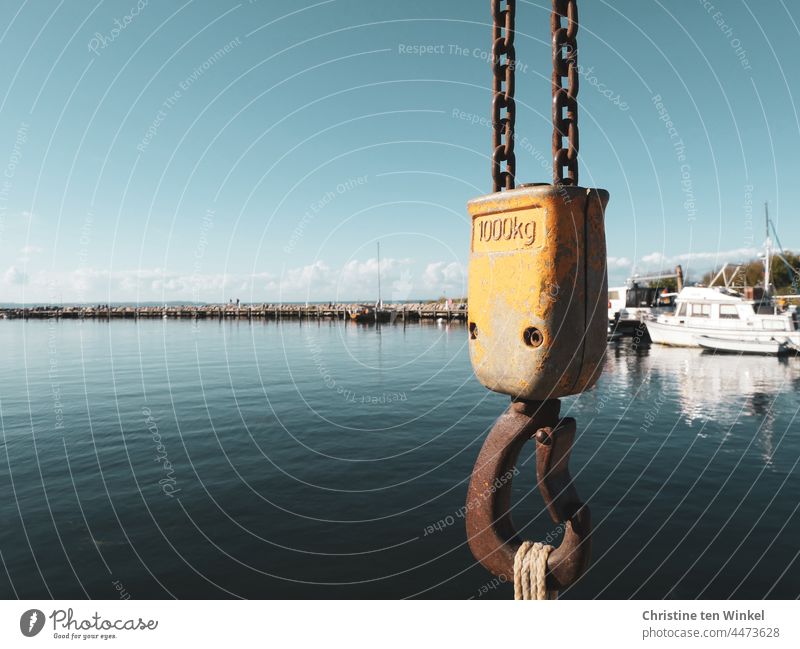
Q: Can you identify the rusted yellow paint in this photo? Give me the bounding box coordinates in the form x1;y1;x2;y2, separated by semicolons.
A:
467;184;610;400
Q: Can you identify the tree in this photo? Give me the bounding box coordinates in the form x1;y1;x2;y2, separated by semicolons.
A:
772;251;800;293
701;253;800;292
648;277;678;291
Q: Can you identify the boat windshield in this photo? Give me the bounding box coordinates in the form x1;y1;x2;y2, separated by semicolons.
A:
625;286;658;307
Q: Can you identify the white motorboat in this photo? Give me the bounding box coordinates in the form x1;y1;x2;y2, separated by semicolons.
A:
646;203;800;352
646;285;800;349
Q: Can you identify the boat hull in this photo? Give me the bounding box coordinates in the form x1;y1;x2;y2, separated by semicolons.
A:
646;319;800;348
349;309;393;324
697;336;791;356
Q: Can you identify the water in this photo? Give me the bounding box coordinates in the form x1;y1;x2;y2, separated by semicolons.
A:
0;318;798;599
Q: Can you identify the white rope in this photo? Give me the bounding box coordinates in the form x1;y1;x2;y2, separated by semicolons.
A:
513;541;557;600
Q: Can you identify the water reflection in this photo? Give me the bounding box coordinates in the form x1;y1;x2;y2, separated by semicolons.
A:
607;341;800;466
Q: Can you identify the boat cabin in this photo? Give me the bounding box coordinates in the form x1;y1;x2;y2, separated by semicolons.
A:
668;287;798;333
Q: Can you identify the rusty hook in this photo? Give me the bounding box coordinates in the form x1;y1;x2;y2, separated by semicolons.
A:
465;399;591;590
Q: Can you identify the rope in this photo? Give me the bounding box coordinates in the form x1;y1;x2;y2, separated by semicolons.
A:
514;541;557;600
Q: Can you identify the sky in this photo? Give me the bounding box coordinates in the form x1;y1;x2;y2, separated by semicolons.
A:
0;0;798;303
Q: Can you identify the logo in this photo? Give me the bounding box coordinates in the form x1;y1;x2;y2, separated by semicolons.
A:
20;609;45;637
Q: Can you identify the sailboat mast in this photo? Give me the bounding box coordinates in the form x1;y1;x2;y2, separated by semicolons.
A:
765;201;770;240
764;202;772;297
377;241;382;308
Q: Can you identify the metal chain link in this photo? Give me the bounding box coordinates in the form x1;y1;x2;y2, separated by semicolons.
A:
491;0;516;192
551;0;579;186
491;0;579;190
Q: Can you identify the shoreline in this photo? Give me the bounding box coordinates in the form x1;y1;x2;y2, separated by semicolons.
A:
0;302;468;322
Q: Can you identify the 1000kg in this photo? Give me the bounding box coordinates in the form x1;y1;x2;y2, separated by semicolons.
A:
477;216;536;246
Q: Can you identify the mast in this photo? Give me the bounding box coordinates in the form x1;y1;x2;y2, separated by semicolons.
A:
377;241;382;309
764;202;772;298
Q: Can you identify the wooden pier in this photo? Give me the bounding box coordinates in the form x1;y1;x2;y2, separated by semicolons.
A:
0;303;468;322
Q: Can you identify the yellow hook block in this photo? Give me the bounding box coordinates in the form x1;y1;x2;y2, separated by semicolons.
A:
467;183;609;400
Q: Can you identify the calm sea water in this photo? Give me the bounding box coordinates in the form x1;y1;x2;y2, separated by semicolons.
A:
0;318;798;599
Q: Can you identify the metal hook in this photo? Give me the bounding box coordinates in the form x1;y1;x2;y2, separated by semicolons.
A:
465;399;591;590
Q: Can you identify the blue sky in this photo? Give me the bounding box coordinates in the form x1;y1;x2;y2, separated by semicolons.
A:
0;0;798;303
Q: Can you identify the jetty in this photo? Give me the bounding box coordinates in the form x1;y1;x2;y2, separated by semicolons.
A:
0;302;468;322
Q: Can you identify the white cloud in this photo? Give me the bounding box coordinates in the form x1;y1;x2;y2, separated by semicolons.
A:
272;257;447;302
391;270;414;302
13;247;778;304
19;245;42;255
607;256;632;269
0;258;465;303
638;247;762;270
421;261;466;295
3;266;29;285
641;251;666;266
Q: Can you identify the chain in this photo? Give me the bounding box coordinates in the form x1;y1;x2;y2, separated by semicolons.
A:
552;0;579;186
491;0;516;192
490;0;579;190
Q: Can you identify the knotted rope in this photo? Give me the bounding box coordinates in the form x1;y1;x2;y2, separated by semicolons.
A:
513;541;557;600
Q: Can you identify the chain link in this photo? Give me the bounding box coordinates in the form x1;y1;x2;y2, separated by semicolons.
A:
490;0;579;190
491;0;516;192
551;0;579;186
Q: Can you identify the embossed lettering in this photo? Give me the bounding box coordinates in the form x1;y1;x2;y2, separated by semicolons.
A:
511;218;522;240
477;215;536;247
524;221;535;246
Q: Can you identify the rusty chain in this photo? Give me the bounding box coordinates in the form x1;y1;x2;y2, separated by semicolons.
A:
491;0;516;192
552;0;579;186
491;0;580;191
